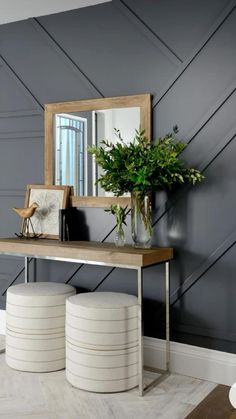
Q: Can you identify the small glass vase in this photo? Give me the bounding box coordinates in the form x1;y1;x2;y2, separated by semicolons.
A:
131;190;152;248
114;225;125;247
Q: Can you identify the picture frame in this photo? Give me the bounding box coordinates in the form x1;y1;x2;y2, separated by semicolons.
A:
23;184;71;239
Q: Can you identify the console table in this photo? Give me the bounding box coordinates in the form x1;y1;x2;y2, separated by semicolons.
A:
0;238;173;396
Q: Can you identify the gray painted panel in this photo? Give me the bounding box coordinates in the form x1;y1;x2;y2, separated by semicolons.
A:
164;137;236;290
38;2;177;98
123;0;232;60
181;91;236;168
173;243;236;347
0;67;38;112
0;115;43;134
0;20;99;104
0;1;235;353
154;9;236;138
0;195;25;237
0;138;44;189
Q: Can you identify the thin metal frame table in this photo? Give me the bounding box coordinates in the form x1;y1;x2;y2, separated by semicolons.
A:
0;238;173;396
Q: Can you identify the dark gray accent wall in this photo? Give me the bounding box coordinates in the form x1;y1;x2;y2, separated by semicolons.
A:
0;0;236;353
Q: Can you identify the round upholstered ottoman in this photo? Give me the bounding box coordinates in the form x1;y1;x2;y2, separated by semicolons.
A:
66;292;138;393
6;282;76;372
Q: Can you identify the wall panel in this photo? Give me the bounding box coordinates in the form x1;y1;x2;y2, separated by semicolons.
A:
0;0;235;353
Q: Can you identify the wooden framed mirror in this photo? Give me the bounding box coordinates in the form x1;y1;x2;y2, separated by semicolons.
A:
44;94;151;207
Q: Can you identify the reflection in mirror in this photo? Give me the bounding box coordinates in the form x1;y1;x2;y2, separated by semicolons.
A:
45;94;151;207
54;107;140;197
94;107;140;196
55;113;88;196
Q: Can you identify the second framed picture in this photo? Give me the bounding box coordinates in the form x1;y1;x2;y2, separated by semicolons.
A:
24;185;71;239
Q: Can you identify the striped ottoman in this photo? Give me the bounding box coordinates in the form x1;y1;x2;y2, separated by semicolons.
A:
66;292;138;393
6;282;76;372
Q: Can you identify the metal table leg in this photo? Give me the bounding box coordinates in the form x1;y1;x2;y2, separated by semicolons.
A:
137;267;144;396
24;257;30;283
141;260;171;396
165;261;170;372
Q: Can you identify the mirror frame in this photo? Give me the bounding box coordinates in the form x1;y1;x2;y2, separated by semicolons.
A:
45;94;151;207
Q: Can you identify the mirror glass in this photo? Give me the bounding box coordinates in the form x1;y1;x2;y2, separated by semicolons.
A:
45;94;151;206
54;107;140;196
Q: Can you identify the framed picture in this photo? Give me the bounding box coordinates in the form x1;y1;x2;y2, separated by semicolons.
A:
24;185;71;239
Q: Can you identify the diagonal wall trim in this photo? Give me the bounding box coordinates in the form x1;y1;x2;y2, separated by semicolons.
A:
170;229;236;306
92;267;116;292
0;55;44;111
113;0;182;65
152;0;236;108
1;259;34;297
198;129;236;172
185;78;236;145
32;18;104;98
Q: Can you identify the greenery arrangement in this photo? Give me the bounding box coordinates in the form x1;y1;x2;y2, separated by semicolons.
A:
89;126;204;248
88;126;204;195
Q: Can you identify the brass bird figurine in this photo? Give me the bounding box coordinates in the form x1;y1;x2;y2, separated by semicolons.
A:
13;202;40;239
13;202;39;219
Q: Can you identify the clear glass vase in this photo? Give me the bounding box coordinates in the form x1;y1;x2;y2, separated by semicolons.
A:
114;225;125;247
131;191;152;248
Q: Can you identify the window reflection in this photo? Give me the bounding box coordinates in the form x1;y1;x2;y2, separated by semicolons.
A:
55;114;87;196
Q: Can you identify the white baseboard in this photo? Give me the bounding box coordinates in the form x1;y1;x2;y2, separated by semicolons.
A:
144;336;236;387
0;310;6;335
1;308;235;386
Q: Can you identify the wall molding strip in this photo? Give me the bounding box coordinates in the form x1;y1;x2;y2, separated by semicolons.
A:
198;129;236;172
0;131;43;140
152;0;236;107
65;263;84;285
32;18;104;98
0;191;25;197
170;228;236;306
1;259;33;297
91;267;116;291
185;79;236;145
0;55;44;111
0;110;42;118
113;0;182;65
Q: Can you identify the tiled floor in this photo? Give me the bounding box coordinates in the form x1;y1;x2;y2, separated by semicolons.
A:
0;353;216;419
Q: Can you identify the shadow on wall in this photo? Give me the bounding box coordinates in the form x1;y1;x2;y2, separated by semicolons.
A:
151;186;207;337
143;297;213;342
60;208;90;241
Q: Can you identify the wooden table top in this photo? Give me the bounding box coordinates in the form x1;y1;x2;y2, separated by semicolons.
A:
0;238;173;268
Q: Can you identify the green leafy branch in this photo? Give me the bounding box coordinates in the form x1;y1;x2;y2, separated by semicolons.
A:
88;126;204;196
105;204;128;233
